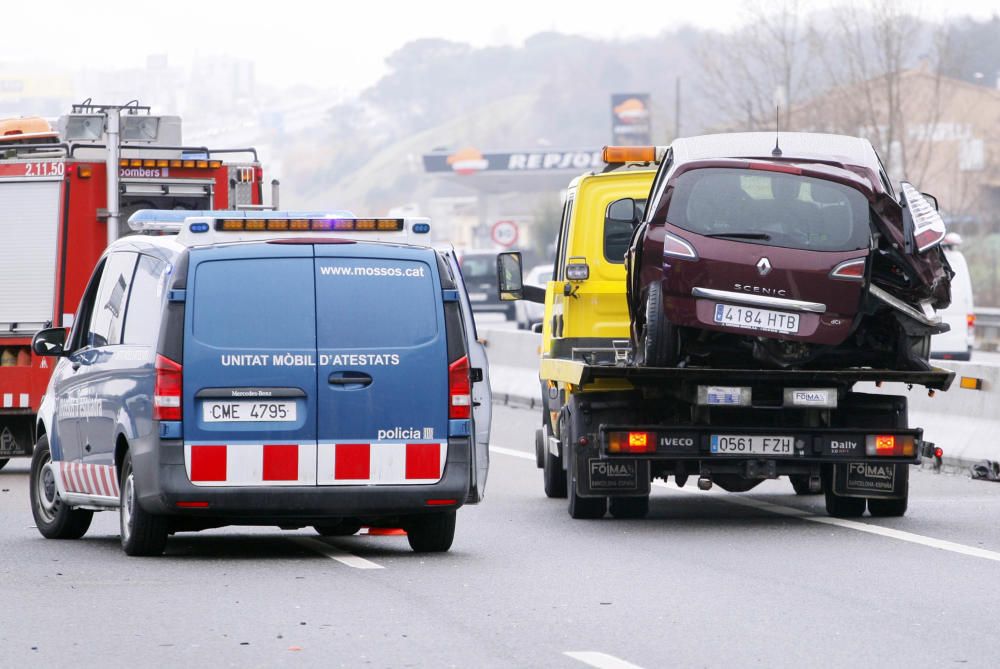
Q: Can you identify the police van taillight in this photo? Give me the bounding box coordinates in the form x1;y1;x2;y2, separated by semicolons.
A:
154;355;183;421
449;355;471;419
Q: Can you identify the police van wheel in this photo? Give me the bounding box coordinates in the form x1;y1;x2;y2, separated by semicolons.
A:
867;495;908;517
314;520;363;537
406;511;456;553
29;436;93;540
119;451;169;556
608;495;649;519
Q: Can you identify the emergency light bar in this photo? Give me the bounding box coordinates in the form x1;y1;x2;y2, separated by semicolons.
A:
119;158;222;169
127;210;432;246
602;145;669;165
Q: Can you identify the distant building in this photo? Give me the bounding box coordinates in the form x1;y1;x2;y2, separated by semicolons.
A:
789;67;1000;231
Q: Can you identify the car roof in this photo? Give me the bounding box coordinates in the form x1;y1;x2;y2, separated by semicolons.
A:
671;132;881;172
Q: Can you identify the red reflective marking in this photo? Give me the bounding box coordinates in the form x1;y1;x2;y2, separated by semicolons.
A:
102;467;116;497
190;445;227;481
425;499;457;506
335;444;370;480
263;444;299;481
91;466;105;496
176;501;209;508
406;443;441;480
367;528;407;535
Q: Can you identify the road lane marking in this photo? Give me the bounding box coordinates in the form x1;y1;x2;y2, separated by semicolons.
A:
487;447;1000;564
565;651;645;669
652;481;1000;563
490;446;535;461
290;537;384;569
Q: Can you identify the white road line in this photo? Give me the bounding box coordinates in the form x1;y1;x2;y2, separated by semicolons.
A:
488;448;1000;564
490;446;535;461
290;537;384;569
565;651;645;669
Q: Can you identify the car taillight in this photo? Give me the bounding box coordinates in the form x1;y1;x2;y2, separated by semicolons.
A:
663;231;698;261
830;258;866;281
865;434;915;457
607;431;657;454
448;355;471;419
154;354;182;420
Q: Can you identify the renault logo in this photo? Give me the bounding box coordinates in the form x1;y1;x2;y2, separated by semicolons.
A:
756;257;772;276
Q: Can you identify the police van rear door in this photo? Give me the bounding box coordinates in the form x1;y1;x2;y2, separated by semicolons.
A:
313;245;450;487
183;243;319;486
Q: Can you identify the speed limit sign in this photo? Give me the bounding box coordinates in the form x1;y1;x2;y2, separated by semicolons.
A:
491;220;519;248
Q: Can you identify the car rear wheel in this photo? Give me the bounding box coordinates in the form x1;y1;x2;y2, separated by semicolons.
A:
314;520;363;536
608;495;649;519
867;495;908;517
120;451;169;556
29;436;93;540
406;511;456;552
640;283;679;367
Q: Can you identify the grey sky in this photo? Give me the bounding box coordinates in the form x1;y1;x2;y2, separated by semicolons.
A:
4;0;999;92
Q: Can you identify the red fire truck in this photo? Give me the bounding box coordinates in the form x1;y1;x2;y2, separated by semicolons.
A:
0;101;269;468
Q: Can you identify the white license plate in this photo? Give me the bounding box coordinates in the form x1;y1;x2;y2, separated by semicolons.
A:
202;401;297;423
711;434;794;455
468;292;487;301
713;303;799;334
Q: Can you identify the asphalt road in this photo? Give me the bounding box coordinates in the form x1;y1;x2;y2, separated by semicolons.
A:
3;404;1000;668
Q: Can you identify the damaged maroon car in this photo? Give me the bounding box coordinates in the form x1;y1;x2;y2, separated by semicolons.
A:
623;132;952;370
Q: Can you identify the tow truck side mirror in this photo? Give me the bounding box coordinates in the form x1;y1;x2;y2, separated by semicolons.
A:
497;252;525;301
607;197;641;227
32;327;68;357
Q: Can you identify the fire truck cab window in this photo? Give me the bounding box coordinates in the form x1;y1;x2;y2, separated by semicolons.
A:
86;252;137;348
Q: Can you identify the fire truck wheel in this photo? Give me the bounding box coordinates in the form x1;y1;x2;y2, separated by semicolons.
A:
119;451;169;556
0;458;8;470
608;495;649;519
406;511;456;553
314;520;363;536
867;495;908;517
29;436;93;540
640;283;679;367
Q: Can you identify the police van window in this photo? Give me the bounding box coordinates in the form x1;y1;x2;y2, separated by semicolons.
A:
604;198;647;263
122;255;167;347
192;258;315;349
87;252;138;348
315;258;437;349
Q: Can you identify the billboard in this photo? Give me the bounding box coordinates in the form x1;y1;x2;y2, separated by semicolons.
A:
423;147;603;175
611;93;651;145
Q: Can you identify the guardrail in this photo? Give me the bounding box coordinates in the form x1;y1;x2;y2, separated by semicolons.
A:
482;327;998;473
975;307;1000;351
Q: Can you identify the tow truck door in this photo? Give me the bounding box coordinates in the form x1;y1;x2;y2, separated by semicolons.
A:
313;245;450;487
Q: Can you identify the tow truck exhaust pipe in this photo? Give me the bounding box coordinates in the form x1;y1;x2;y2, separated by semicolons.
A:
697;476;713;491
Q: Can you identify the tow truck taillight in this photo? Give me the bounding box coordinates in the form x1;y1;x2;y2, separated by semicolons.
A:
154;354;182;420
449;355;471;419
865;434;915;457
608;431;656;454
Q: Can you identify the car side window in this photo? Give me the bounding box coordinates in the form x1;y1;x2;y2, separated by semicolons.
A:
554;197;574;281
86;252;138;348
68;259;107;352
122;255;167;347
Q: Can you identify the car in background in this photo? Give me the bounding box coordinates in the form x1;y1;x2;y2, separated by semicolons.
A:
931;234;974;361
459;251;514;320
515;264;552;330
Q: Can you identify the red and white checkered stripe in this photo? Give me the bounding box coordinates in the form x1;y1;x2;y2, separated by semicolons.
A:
185;443;317;487
183;441;447;486
59;462;120;498
317;441;447;486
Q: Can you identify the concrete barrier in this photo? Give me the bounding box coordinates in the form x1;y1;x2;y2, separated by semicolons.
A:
481;327;1000;473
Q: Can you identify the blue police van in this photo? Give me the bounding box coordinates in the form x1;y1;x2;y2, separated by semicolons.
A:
29;211;490;555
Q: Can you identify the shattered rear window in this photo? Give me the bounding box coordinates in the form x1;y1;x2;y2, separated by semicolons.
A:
667;167;872;252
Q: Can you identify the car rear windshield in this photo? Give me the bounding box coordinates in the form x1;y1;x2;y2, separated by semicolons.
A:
666;167;872;252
